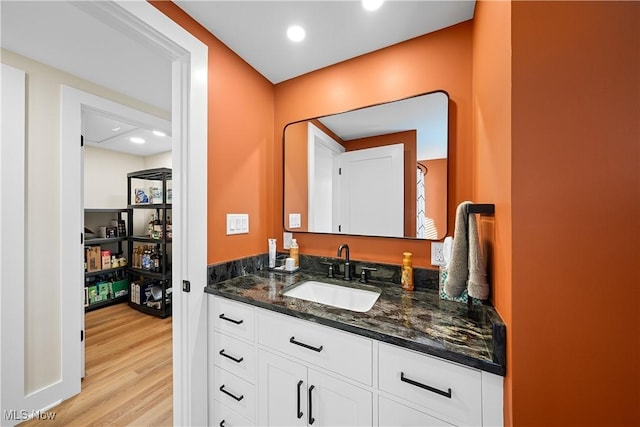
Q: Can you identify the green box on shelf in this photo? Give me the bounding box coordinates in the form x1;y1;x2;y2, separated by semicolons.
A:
98;282;110;298
87;285;98;304
111;279;129;298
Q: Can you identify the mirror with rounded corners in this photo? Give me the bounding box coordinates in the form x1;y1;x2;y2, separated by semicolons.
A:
284;91;448;240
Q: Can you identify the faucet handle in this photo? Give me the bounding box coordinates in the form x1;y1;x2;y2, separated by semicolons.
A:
320;262;335;278
359;266;377;283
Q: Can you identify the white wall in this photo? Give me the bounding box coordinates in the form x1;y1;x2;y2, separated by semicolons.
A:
144;151;172;169
0;49;169;393
84;146;145;208
84;147;172;236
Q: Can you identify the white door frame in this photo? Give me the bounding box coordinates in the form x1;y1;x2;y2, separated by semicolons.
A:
0;64;28;424
70;3;209;425
0;2;208;426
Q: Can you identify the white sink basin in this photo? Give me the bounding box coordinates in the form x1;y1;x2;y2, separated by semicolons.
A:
283;280;381;313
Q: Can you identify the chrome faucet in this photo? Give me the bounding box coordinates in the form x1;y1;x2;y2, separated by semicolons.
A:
337;243;352;281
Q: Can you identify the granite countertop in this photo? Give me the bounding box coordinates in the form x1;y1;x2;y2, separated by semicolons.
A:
205;270;506;376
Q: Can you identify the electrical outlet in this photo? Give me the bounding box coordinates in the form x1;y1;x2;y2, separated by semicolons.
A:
431;242;445;266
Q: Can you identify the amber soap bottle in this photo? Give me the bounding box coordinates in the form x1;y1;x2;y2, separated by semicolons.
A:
401;252;414;291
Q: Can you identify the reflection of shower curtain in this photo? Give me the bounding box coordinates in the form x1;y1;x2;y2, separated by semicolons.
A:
417;167;426;238
417;165;438;239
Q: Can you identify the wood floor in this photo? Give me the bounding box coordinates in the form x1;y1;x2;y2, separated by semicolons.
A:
21;303;173;427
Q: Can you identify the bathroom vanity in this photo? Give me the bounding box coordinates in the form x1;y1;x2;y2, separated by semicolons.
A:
205;270;505;426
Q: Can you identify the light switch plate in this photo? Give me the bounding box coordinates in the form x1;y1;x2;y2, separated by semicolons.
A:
283;232;293;249
289;213;301;228
226;214;249;235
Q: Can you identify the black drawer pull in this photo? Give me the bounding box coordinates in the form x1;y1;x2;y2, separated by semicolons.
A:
400;372;451;399
296;380;304;419
308;384;315;425
219;384;244;402
219;349;244;363
219;313;243;325
219;421;225;427
290;336;323;352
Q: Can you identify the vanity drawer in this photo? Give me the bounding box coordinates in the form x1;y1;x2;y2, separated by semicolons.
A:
212;296;256;343
379;396;453;427
378;342;482;426
213;400;254;427
213;331;256;383
257;309;372;386
214;366;256;422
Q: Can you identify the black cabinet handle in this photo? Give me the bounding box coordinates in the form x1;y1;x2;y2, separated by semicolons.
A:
296;380;304;419
219;384;244;402
219;313;243;325
219;349;244;364
308;385;315;425
219;421;225;427
400;372;452;399
290;336;323;352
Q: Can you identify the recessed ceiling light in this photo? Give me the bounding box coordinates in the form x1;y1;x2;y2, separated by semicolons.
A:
362;0;384;11
152;130;167;137
130;137;145;144
287;25;305;42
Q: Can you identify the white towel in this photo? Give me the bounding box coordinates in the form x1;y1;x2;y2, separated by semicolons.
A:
444;201;489;300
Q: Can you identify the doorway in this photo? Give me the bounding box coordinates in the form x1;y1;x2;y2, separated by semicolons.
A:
1;3;208;426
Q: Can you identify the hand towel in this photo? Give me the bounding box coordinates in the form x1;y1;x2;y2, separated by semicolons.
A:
443;201;489;300
467;210;489;299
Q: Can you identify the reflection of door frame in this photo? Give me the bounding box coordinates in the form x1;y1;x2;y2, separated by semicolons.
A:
307;123;344;232
0;3;207;426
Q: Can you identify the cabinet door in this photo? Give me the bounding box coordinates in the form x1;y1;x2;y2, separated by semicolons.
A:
307;369;372;427
258;350;307;427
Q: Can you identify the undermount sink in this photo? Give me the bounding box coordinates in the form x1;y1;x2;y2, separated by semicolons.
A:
283;280;381;313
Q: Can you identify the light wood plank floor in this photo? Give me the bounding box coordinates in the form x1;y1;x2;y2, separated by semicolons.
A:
21;303;173;427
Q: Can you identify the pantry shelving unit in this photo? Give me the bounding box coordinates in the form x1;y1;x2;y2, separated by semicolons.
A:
126;167;172;318
84;208;129;312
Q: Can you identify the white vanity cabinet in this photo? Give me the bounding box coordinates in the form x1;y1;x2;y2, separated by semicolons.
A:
208;295;504;427
257;309;373;426
258;349;372;427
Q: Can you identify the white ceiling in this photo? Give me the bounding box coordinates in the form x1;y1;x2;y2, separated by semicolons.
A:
81;109;172;157
174;0;475;84
0;0;474;156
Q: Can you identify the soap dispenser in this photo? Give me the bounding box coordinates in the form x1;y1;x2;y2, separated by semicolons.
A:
289;238;299;268
401;252;414;291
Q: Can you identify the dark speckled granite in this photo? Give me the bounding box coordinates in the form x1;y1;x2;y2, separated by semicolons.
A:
205;266;506;376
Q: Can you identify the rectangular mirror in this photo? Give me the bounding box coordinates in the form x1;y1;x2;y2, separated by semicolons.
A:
284;91;448;240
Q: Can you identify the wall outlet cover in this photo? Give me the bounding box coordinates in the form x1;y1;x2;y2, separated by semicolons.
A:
283;232;293;250
431;242;445;266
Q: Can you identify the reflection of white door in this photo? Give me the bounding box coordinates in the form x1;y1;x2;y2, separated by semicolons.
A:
336;144;404;237
308;123;344;232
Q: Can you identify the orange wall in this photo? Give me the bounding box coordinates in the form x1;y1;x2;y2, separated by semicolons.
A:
274;22;474;267
509;2;640;426
472;0;513;424
283;121;310;230
150;1;275;264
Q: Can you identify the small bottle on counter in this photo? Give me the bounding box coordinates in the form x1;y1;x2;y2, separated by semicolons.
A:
401;252;414;291
289;238;299;268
